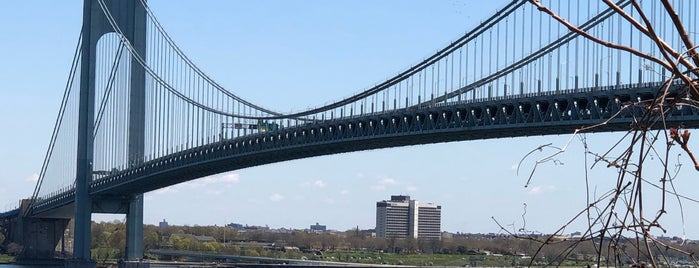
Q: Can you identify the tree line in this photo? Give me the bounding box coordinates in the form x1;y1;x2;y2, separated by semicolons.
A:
83;220;699;265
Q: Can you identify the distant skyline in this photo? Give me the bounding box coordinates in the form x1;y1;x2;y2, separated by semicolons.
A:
2;1;699;239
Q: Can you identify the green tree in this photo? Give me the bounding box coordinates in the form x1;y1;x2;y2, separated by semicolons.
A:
107;229;126;258
202;242;223;252
144;232;160;252
91;222;106;249
223;245;240;255
92;246;111;265
170;236;200;251
169;235;183;250
242;248;260;257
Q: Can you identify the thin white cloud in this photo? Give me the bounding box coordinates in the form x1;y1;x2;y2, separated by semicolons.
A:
149;173;240;196
26;173;39;182
301;179;326;188
154;186;178;195
206;189;225;195
340;190;350;195
269;193;285;201
527;185;557;195
186;173;240;188
406;185;418;192
313;180;326;188
371;177;398;191
380;178;397;184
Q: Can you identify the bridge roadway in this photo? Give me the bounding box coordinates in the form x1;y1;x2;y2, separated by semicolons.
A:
25;82;699;218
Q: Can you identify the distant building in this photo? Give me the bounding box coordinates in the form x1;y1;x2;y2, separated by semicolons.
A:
310;222;326;232
159;219;169;228
225;223;270;232
375;195;441;240
227;222;244;230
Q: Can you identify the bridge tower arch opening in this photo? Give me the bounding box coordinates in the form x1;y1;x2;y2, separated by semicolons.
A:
73;0;146;267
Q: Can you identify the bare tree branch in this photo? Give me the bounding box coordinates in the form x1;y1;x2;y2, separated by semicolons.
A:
528;0;673;71
602;0;697;74
660;0;699;70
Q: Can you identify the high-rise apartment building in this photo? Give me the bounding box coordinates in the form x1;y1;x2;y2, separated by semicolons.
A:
375;195;441;240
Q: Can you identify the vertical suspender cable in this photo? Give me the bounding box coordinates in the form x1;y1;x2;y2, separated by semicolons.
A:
441;56;446;101
488;29;492;96
458;48;462;98
431;65;435;102
525;4;541;92
629;4;634;85
32;33;83;205
452;49;461;99
565;1;570;90
547;4;552;91
186;66;192;148
166;41;173;155
479;36;484;97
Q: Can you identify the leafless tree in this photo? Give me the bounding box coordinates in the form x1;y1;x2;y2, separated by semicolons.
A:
507;0;699;267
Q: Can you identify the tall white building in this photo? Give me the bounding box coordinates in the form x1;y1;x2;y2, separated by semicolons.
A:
375;195;441;240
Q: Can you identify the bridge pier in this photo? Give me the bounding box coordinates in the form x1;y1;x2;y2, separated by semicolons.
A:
62;195;144;268
125;194;144;260
7;200;71;261
90;194;145;261
16;218;70;260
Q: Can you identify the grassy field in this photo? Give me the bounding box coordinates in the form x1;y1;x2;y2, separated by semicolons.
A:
314;250;542;266
0;254;15;263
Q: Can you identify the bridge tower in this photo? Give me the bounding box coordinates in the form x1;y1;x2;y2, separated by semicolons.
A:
71;0;146;267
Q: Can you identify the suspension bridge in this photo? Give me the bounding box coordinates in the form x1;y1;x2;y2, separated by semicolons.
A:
2;0;699;267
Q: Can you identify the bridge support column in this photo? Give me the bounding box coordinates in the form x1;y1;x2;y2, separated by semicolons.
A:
73;0;98;266
125;194;143;260
72;0;147;267
8;200;71;262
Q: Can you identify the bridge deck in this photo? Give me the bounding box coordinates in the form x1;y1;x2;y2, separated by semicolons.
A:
28;83;699;216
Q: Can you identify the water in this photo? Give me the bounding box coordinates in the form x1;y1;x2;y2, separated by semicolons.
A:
0;265;60;268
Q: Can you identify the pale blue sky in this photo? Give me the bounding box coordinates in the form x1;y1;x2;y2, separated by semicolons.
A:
2;1;699;239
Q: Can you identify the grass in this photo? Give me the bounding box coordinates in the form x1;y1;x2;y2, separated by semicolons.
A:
313;250;536;266
0;254;15;263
